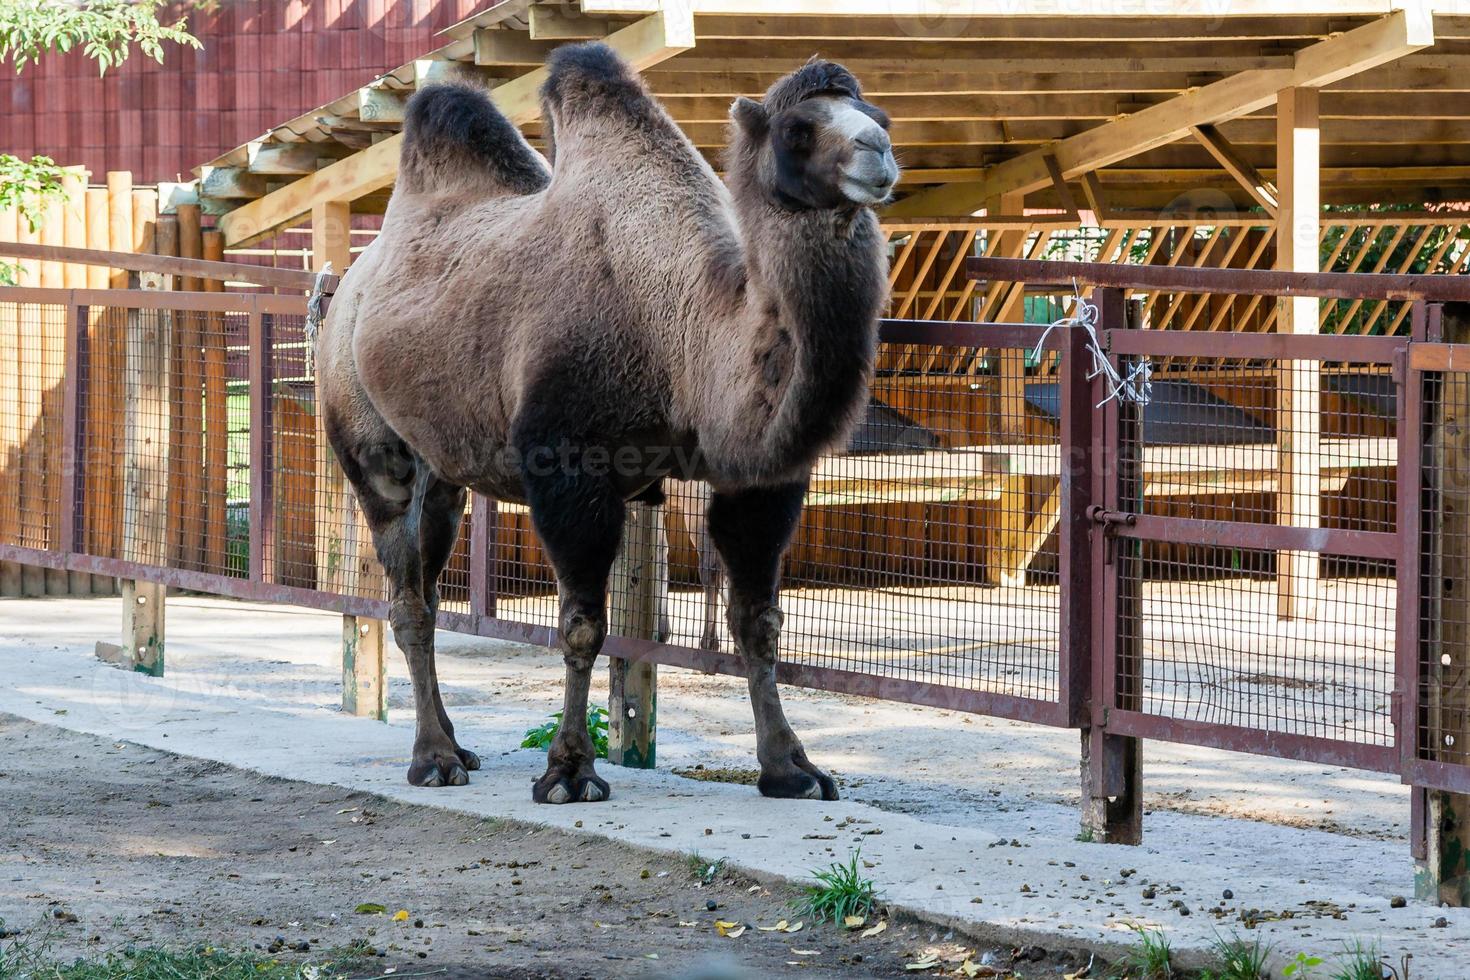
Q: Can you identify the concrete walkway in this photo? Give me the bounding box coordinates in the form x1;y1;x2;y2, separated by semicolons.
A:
1;595;1465;974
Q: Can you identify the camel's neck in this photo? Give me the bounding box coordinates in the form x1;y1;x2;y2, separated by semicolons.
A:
696;199;887;485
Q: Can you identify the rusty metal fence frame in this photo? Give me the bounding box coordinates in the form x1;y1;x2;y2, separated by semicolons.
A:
6;255;1470;808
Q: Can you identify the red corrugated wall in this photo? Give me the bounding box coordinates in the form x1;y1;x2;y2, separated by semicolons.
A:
2;0;484;183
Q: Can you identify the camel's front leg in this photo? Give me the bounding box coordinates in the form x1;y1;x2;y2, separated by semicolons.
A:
520;444;625;804
708;481;837;801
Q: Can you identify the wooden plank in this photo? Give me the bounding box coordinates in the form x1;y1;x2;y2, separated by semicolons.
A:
177;203;205;570
84;187;115;594
0;205;21;595
38;193;68;595
608;501;659;769
15;201;44;596
61;173;92;594
1275;87;1321;623
1191;123;1280;215
886;10;1433;217
201;230;229;574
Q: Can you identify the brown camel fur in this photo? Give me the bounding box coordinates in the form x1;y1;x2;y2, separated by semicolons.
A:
317;42;897;803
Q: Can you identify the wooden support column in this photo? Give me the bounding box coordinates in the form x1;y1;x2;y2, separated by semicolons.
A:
1081;288;1144;845
1421;308;1470;906
986;192;1032;589
1275;87;1321;622
608;501;659;769
118;272;171;676
309;200;385;720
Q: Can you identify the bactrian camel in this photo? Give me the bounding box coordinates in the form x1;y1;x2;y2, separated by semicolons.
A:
318;42;898;803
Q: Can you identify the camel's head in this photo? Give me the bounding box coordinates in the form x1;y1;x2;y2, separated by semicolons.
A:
730;60;898;210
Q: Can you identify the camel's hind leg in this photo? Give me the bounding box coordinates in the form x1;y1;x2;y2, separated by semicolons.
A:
327;419;472;787
520;456;625;804
707;480;836;801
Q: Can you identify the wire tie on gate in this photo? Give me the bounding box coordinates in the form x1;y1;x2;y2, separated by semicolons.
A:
1031;282;1152;408
304;262;333;379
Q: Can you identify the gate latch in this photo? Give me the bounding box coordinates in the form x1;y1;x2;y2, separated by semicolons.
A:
1087;505;1137;530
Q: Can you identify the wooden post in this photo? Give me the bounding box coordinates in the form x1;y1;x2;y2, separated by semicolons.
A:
176;203;205;569
309;201;384;719
607;501;659;768
1421;307;1470;905
1275;87;1322;622
341;616;387;721
119;272;171;676
984;191;1033;589
1081;289;1144;845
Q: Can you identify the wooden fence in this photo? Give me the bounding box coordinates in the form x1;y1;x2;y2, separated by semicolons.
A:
0;173;220;597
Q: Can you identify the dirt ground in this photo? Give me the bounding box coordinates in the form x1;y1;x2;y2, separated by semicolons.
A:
0;715;1098;979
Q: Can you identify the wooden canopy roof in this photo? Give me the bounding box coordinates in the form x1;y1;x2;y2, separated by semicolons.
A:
196;0;1468;246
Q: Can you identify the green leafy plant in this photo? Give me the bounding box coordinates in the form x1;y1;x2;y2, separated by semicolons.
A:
1111;925;1173;979
686;852;726;885
1284;951;1325;978
0;0;200;74
1202;932;1271;980
520;705;609;759
792;850;879;925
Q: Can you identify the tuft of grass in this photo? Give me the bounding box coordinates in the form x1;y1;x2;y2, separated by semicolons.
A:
686;852;726;885
1201;932;1271;980
792;850;879;926
1330;940;1394;980
0;929;370;980
1111;925;1173;979
520;705;609;759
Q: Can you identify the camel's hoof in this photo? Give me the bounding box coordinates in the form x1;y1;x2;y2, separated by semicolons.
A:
758;767;839;802
457;747;481;771
533;771;610;805
408;753;470;788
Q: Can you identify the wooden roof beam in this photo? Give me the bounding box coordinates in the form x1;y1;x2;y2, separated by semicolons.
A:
218;6;694;246
885;8;1433;218
585;0;1400;15
1191;123;1280;215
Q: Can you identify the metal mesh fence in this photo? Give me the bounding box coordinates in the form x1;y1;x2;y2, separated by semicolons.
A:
1419;366;1470;768
10;284;1470;789
1111;348;1399;747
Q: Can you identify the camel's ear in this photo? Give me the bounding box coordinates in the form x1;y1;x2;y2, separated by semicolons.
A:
730;96;768;137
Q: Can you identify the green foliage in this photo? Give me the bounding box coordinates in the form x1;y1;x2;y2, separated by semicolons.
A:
0;0;200;75
1111;925;1173;979
520;706;609;759
1284;951;1326;977
686;852;726;885
0;152;65;284
792;850;879;926
1201;932;1271;980
1328;940;1392;980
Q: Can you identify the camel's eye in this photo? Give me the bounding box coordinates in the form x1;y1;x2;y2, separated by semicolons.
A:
781;118;813;152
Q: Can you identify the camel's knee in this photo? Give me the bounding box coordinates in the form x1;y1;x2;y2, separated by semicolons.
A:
389;593;435;652
560;606;606;666
728;601;782;665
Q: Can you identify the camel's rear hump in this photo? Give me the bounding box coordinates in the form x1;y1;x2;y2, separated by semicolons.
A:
398;82;550;197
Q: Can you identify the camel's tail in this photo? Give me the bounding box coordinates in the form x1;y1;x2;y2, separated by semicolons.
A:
398;81;550;196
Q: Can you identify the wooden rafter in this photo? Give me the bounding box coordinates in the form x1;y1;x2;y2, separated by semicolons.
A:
885;9;1433;218
218;5;695;247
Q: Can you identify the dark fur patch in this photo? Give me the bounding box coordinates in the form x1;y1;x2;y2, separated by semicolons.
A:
541;42;652;124
399;82;550;195
761;60;862;116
